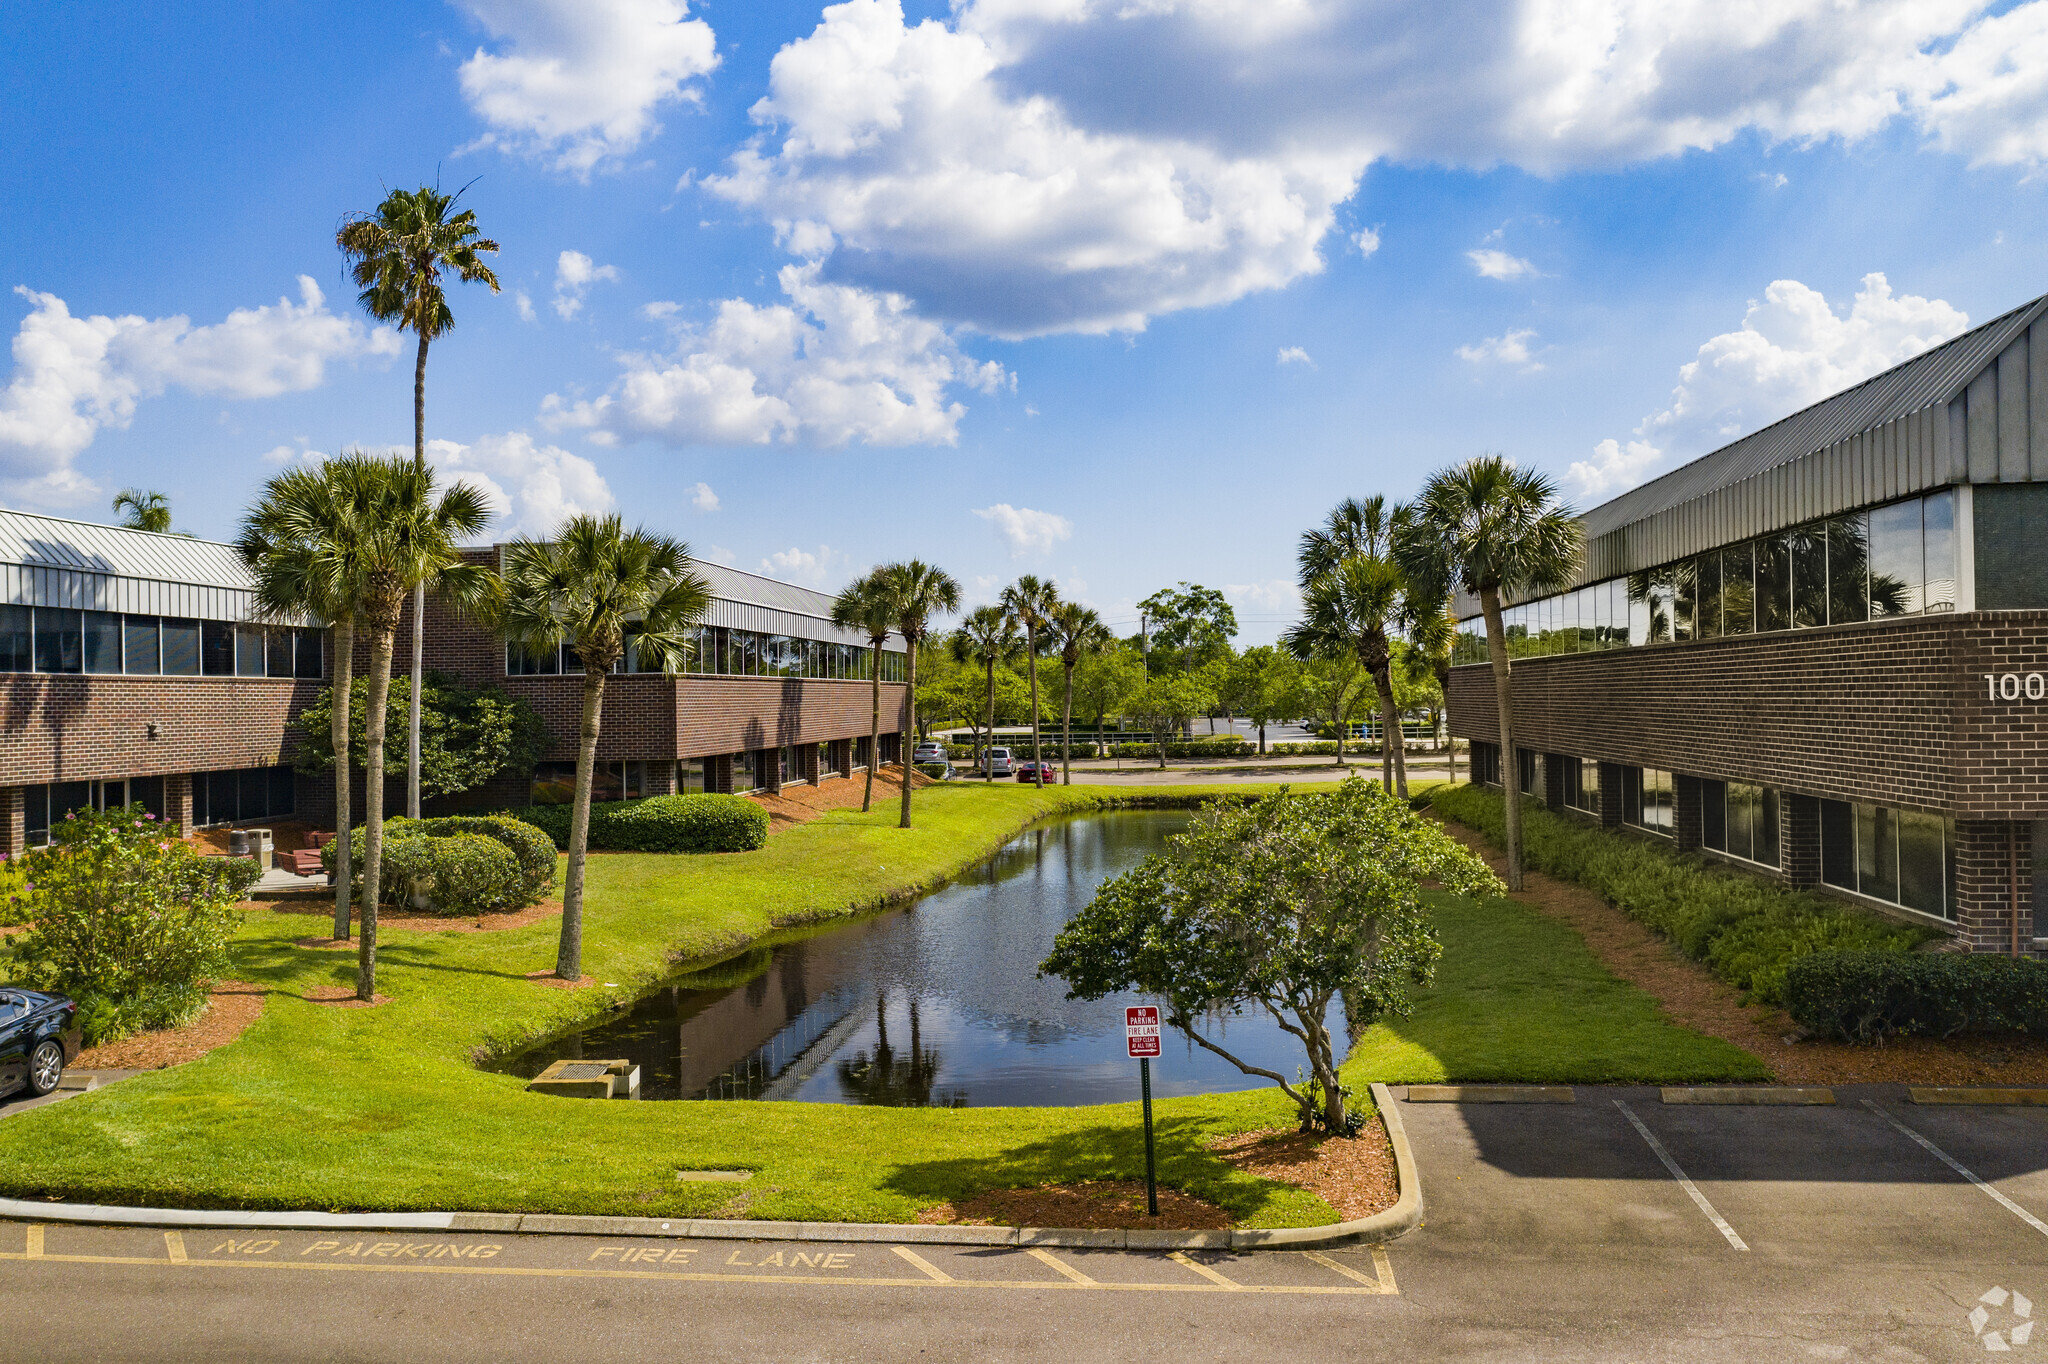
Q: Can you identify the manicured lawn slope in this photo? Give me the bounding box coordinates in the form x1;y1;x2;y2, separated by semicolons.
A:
1347;891;1771;1084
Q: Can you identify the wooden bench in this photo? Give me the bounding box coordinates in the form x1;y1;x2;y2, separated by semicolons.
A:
279;848;326;877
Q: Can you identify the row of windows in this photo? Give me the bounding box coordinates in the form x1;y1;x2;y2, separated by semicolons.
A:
0;606;324;679
526;740;877;804
1475;743;1955;919
20;767;294;846
508;626;906;683
1454;490;1959;664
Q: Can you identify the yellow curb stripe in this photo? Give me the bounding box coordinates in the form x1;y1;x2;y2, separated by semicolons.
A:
890;1245;952;1282
1168;1251;1239;1288
1025;1248;1097;1285
1303;1248;1398;1294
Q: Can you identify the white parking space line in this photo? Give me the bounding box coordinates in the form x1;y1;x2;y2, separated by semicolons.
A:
1613;1100;1749;1251
1862;1100;2048;1241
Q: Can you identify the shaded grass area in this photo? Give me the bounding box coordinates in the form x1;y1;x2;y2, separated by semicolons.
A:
1347;891;1771;1084
0;782;1353;1228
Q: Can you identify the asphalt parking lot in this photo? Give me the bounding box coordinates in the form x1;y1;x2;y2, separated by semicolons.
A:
2;1084;2042;1360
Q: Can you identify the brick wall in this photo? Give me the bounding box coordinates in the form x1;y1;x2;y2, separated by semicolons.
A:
0;673;320;785
1446;611;2048;819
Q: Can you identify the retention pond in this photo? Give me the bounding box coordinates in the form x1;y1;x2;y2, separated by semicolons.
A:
500;810;1343;1107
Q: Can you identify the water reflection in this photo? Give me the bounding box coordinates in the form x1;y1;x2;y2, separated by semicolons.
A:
500;811;1345;1107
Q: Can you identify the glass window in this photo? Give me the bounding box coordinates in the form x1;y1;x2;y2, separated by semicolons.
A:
1756;786;1780;867
1820;799;1855;889
732;749;759;792
48;781;90;829
1827;513;1869;625
619;761;642;801
678;758;707;793
530;762;577;804
236;627;267;677
1702;778;1727;850
22;785;49;845
562;640;585;673
1897;810;1948;918
507;639;561;675
162;618;200;676
1721;544;1753;634
34;608;82;673
123;615;160;674
267;629;295;678
201;621;236;675
818;741;838;776
294;629;323;678
1694;555;1721;639
1517;748;1543;800
129;775;164;820
1628;768;1673;834
205;770;238;823
1922;488;1958;612
1756;536;1791;632
0;604;30;671
1726;780;1753;859
1791;525;1827;629
1868;498;1923;616
1855;803;1899;905
82;610;121;673
1672;560;1695;642
1620;765;1642;823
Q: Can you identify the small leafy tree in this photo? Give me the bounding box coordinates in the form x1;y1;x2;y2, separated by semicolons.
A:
1041;780;1501;1133
293;671;546;799
1074;643;1146;737
1289;654;1371;765
1137;582;1237;674
1127;674;1213;767
9;806;259;1045
1225;646;1301;754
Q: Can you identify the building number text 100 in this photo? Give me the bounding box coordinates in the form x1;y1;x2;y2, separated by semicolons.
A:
1986;672;2048;701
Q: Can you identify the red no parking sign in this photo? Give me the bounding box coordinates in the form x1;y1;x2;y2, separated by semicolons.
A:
1125;1005;1161;1058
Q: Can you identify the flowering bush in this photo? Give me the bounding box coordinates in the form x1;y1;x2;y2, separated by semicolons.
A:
7;805;257;1045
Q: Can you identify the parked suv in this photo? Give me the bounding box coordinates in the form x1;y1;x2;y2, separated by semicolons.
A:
981;746;1016;775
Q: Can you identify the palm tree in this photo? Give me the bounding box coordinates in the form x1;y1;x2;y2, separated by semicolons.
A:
950;606;1020;783
338;183;501;823
237;461;374;942
1396;455;1582;890
999;575;1059;785
877;561;960;828
496;516;710;981
1046;601;1110;785
112;489;173;534
832;571;899;813
1296;495;1392;587
314;454;494;998
1285;554;1417;796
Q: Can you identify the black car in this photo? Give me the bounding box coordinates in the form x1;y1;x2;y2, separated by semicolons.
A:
0;988;79;1100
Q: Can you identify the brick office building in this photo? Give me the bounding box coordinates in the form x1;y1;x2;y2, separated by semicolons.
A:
1446;291;2048;957
0;510;909;856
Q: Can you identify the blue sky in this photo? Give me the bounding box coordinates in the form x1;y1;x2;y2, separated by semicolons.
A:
5;0;2048;642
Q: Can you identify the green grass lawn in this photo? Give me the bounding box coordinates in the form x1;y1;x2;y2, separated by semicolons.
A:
1348;891;1770;1084
0;777;1762;1225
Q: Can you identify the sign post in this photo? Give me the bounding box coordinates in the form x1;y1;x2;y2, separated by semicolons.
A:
1125;1006;1161;1217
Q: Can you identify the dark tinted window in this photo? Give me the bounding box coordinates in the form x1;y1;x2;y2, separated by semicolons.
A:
267;766;295;817
130;775;165;820
1827;513;1869;625
236;627;266;677
1897;810;1948;918
294;629;323;678
1694;554;1721;639
201;621;235;675
506;639;560;675
124;616;160;673
22;785;49;845
34;608;82;673
1756;536;1790;631
48;780;92;823
1820;799;1854;889
1755;787;1780;868
1701;779;1727;850
1721;544;1754;634
83;610;122;673
1791;525;1827;629
207;770;239;822
1856;802;1899;904
268;630;295;678
162;619;200;675
0;604;30;671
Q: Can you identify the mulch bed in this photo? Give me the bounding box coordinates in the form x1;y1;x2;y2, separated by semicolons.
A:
71;980;269;1070
917;1181;1232;1231
747;765;934;833
1209;1124;1400;1221
1437;819;2048;1086
264;898;563;935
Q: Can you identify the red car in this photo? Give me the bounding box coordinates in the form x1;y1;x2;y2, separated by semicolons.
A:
1015;761;1056;783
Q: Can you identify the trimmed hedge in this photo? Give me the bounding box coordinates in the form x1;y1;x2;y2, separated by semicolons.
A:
413;815;557;901
946;742;1102;761
320;814;553;915
1784;951;2048;1042
507;793;768;854
1430;783;1938;1005
1106;739;1252;759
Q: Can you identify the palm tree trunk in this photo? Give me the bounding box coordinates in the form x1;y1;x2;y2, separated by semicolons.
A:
898;643;919;829
1481;586;1521;891
407;332;429;822
1374;667;1406;797
1026;628;1042;784
559;665;606;980
358;627;395;1001
329;620;355;941
983;658;996;783
1061;660;1075;785
862;636;881;813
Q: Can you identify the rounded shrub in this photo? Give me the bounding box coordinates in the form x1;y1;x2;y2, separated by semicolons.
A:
321;819;543;915
505;793;768;854
1785;949;2048;1043
414;815;556;901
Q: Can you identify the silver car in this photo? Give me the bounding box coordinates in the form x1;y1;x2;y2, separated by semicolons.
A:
981;746;1016;775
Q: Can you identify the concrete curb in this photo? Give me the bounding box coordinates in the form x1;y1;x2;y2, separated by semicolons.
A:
0;1082;1426;1252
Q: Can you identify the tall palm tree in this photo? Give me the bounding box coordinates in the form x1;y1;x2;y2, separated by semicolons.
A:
1046;601;1110;785
496;516;710;981
1396;455;1582;890
338;183;501;823
999;575;1059;785
877;561;960;829
237;461;375;942
317;454;494;997
832;571;899;814
1297;495;1392;587
1285;554;1417;796
112;489;173;534
950;605;1020;783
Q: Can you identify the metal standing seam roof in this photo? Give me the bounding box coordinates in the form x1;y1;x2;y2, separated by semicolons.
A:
1577;291;2048;542
0;508;255;586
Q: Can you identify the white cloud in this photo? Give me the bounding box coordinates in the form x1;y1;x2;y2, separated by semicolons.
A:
689;480;719;511
1456;328;1543;371
259;441;327;467
1569;272;1969;500
552;250;620;319
427;431;615;538
1225;579;1302;617
699;544;737;566
1276;346;1314;368
1468;249;1538;281
515;289;537;323
760;544;843;586
704;0;2048;339
540;262;1008;447
1353;227;1381;258
1757;172;1789;188
641;300;682;321
0;277;397;506
455;0;719;176
971;503;1072;557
